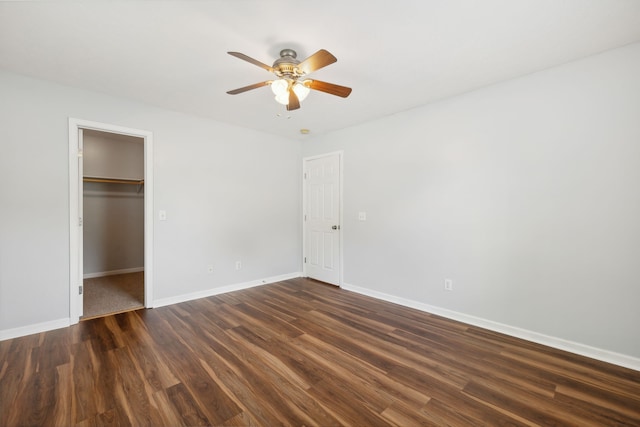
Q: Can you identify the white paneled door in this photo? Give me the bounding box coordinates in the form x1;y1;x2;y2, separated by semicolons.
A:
304;153;341;285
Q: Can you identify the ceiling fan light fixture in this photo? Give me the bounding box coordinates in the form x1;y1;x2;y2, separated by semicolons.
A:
270;79;289;96
274;91;290;105
271;79;309;106
293;81;310;102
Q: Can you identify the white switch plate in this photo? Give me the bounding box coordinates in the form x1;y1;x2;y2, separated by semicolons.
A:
159;210;167;221
358;212;367;221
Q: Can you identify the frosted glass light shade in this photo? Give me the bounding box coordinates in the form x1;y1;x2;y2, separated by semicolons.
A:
275;92;290;105
293;81;310;102
270;79;288;96
271;79;310;106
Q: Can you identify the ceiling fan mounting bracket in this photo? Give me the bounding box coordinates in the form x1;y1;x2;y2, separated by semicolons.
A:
279;48;297;59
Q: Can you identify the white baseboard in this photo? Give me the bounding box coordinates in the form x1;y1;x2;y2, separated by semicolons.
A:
153;272;303;309
341;282;640;372
0;318;70;341
83;267;144;279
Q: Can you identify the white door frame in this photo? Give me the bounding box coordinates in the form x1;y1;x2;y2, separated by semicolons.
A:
68;118;154;323
302;151;344;286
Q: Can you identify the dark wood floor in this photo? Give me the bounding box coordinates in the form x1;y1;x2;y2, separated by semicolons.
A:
1;278;639;426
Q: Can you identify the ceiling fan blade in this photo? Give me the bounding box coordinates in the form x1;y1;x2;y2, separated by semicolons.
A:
227;52;274;72
297;49;337;75
286;88;300;111
226;81;271;95
306;80;352;98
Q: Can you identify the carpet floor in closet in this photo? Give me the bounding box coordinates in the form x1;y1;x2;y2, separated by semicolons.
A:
82;271;144;319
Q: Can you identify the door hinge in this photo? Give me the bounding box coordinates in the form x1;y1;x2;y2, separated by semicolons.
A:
304;214;307;221
79;285;83;295
79;217;83;227
304;172;307;180
304;257;307;263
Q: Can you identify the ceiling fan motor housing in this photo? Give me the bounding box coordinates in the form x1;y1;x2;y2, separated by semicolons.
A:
273;49;302;78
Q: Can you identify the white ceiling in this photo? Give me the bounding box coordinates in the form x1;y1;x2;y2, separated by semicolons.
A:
2;1;640;140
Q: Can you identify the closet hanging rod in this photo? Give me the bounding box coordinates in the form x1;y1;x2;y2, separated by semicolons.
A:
83;176;144;185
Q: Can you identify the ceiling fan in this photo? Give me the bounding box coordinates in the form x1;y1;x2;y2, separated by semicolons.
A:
226;48;352;111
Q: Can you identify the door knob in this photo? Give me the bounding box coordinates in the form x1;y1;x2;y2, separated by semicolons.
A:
332;225;340;230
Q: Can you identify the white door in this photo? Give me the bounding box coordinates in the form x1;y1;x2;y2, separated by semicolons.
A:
304;153;341;285
77;128;84;317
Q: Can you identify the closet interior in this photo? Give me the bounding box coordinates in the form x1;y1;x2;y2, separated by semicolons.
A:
82;129;145;319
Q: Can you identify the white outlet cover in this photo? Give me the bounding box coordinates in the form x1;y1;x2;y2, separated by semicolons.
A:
358;212;367;221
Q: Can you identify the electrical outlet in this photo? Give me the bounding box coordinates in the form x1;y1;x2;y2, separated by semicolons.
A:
235;261;242;270
444;279;453;291
207;265;214;273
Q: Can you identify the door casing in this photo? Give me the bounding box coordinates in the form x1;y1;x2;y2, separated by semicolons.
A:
68;118;154;323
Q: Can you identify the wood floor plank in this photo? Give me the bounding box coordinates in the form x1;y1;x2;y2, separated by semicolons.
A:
502;345;640;397
118;313;181;391
150;389;190;427
466;374;609;426
305;309;471;388
422;396;531;427
70;341;99;423
1;277;639;426
229;324;326;386
54;362;73;427
554;382;640;420
290;332;432;412
292;315;400;373
166;382;212;427
110;345;166;426
196;356;286;427
381;400;440;427
175;319;290;425
191;328;324;425
306;378;395;426
293;334;397;413
143;309;243;425
553;387;640;426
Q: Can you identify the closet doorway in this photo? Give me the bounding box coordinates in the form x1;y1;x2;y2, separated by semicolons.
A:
82;130;145;319
68;119;154;323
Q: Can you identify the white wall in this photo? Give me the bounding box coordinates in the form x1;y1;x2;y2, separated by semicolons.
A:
83;130;144;180
0;71;301;333
303;43;640;360
83;182;145;275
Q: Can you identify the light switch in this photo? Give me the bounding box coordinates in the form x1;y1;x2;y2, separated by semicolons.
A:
358;212;367;221
159;210;167;221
